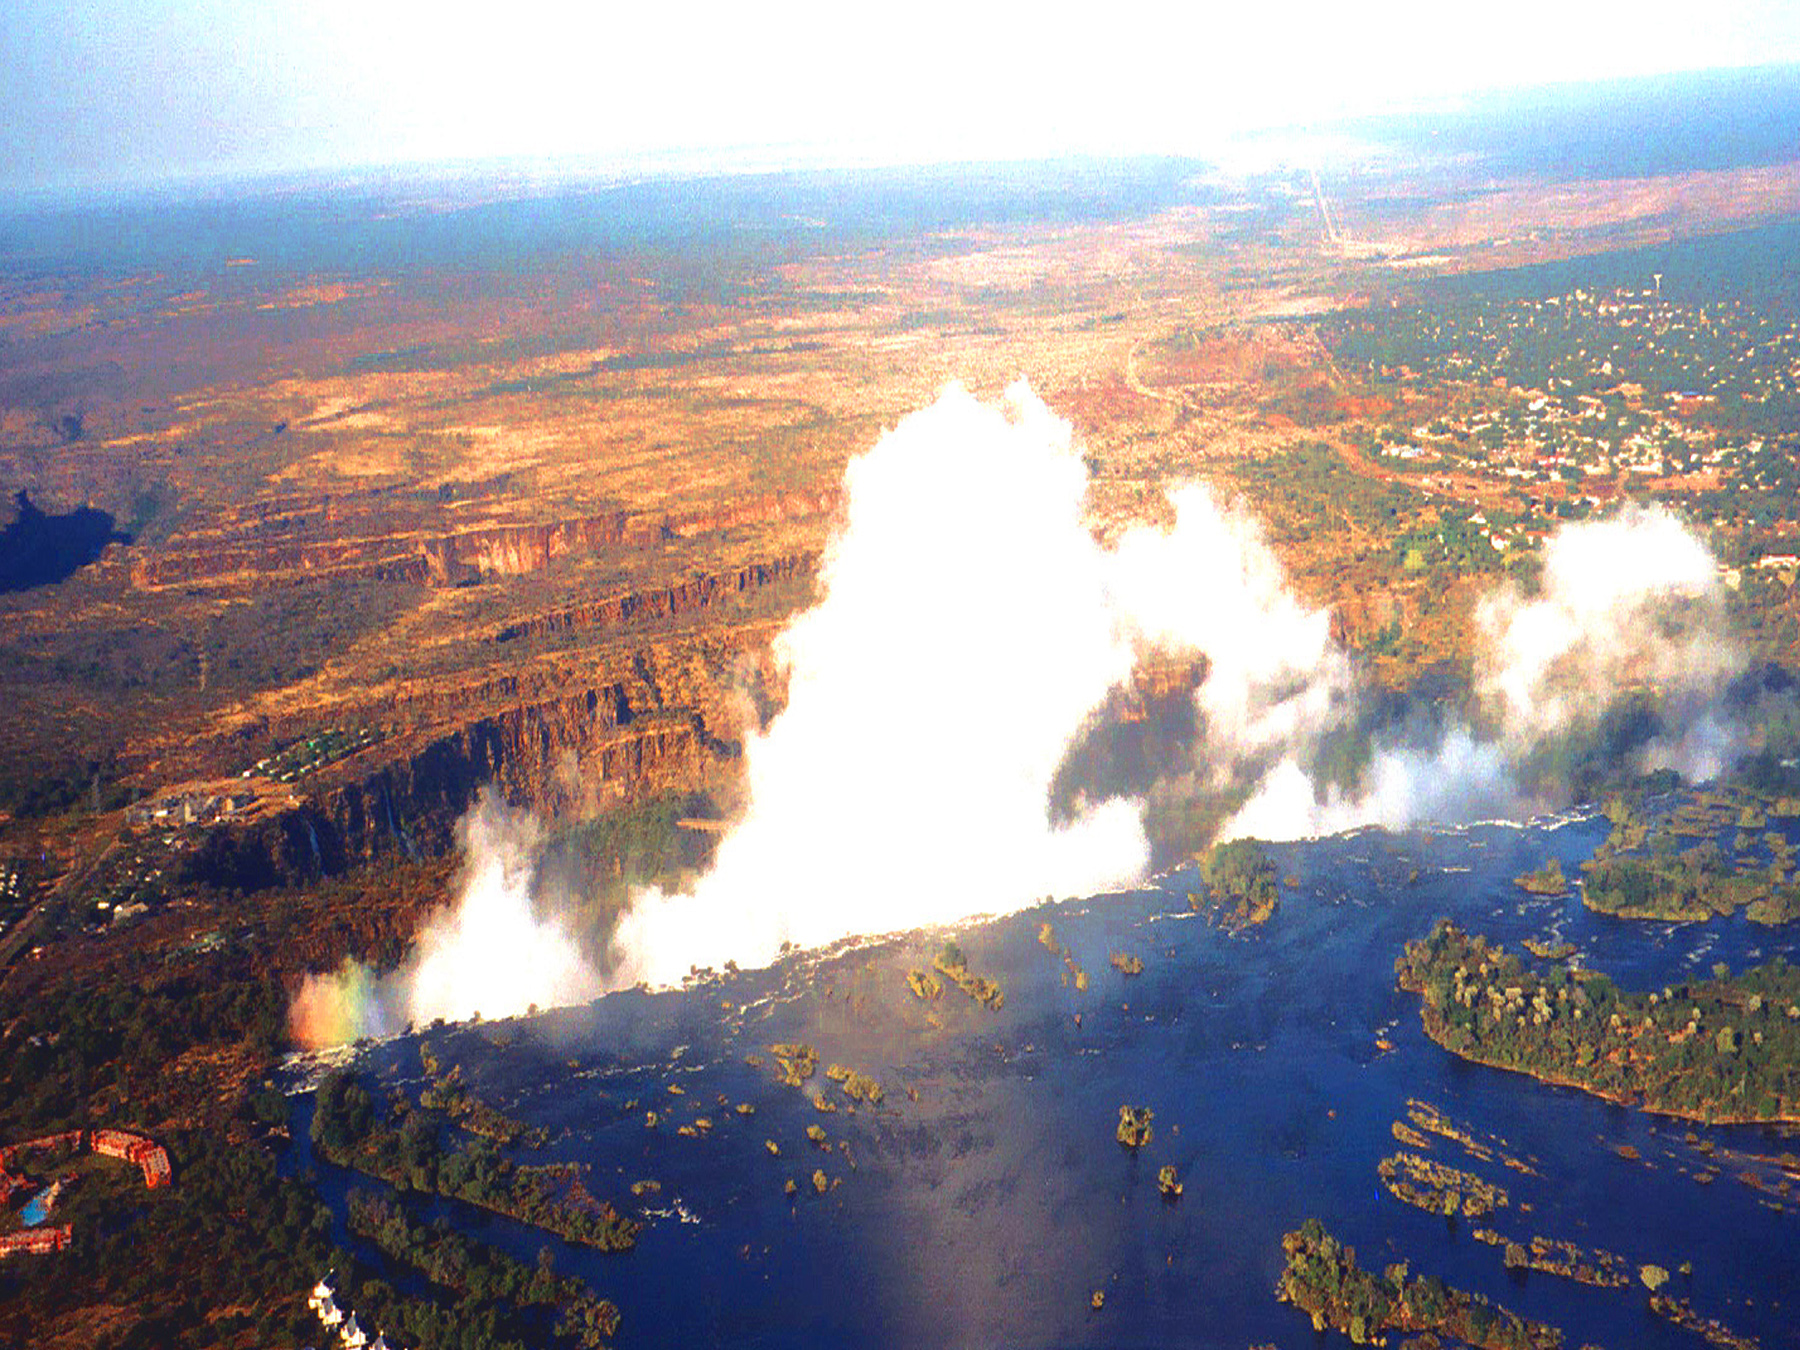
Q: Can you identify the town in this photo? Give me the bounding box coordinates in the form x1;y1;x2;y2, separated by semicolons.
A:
1331;281;1800;563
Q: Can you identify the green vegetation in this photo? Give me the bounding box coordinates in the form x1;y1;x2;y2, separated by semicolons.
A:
1193;838;1279;931
1378;1151;1509;1218
1522;937;1577;960
550;792;718;931
827;1067;884;1105
1397;920;1800;1122
1583;843;1800;923
348;1190;620;1348
1224;442;1417;567
905;968;943;1000
0;838;495;1345
1277;1218;1562;1349
0;966;286;1127
1471;1228;1630;1287
419;1045;547;1147
0;1130;338;1348
1328;285;1800;428
1513;858;1567;896
312;1070;641;1251
768;1042;819;1086
932;941;1005;1010
1392;505;1510;577
1579;790;1800;922
1650;1292;1760;1350
1395;1098;1538;1174
1115;1105;1153;1149
0;754;133;820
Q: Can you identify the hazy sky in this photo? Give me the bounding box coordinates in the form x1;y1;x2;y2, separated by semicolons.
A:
5;0;1800;193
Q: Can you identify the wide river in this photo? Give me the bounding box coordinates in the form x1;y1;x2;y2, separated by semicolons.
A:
290;809;1800;1348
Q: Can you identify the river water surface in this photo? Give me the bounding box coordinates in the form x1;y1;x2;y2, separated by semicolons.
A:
289;811;1800;1349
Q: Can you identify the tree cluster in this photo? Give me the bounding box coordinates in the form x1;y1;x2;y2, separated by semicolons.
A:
1398;920;1800;1121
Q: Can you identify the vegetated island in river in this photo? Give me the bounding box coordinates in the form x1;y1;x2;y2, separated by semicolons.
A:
1277;1218;1563;1350
347;1189;622;1349
1396;920;1800;1123
312;1069;642;1251
1188;839;1279;932
1578;792;1800;923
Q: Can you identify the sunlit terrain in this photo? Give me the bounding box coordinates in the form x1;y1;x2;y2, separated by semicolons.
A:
3;67;1800;1349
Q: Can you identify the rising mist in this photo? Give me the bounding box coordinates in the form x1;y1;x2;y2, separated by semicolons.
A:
290;383;1752;1044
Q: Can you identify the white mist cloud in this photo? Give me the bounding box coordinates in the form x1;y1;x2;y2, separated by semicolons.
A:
1230;727;1520;842
605;381;1148;988
1106;483;1352;761
289;789;599;1045
1219;502;1743;841
402;791;601;1025
574;407;1748;987
1476;502;1739;773
292;391;1753;1040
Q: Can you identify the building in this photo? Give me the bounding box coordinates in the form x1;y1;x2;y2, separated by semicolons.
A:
89;1128;172;1188
0;1225;72;1258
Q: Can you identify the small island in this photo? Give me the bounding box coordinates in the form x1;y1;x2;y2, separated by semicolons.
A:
1277;1219;1562;1349
1582;845;1800;923
1378;1151;1508;1218
1513;859;1568;896
1190;839;1279;932
1470;1228;1630;1288
1115;1105;1153;1149
932;941;1005;1010
1580;795;1800;923
312;1070;641;1252
1396;920;1800;1123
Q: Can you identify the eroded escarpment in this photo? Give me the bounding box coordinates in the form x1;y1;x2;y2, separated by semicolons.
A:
130;510;654;590
495;552;818;644
125;488;837;592
177;642;766;893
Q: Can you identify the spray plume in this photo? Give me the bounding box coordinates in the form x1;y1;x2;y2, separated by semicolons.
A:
606;381;1149;987
1224;501;1741;839
290;791;599;1046
290;383;1749;1043
1476;502;1739;779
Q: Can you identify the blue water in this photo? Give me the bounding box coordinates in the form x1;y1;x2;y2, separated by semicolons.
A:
20;1185;54;1227
289;812;1800;1349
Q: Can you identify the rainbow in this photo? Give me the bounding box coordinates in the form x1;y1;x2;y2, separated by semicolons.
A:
289;960;388;1049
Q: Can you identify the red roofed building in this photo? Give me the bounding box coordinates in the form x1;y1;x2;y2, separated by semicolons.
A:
0;1225;72;1258
90;1129;172;1188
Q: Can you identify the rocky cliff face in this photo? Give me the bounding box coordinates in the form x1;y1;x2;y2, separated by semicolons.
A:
666;489;838;539
166;583;800;899
128;534;436;588
128;490;837;592
495;552;817;643
113;475;837;893
419;512;660;585
180;671;738;892
130;511;651;590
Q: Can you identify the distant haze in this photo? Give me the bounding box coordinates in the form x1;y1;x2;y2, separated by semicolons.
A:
4;0;1800;194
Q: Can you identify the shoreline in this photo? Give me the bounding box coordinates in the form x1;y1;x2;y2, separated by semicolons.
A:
1408;1003;1800;1129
